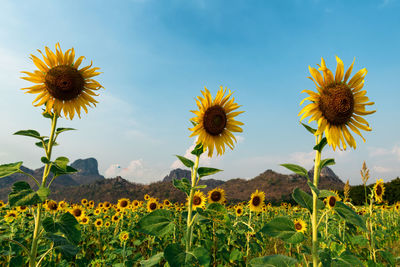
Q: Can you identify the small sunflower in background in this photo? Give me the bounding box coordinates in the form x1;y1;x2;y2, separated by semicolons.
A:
189;86;244;157
0;200;5;209
299;56;376;150
189;191;207;210
45;200;58;212
4;210;18;223
80;216;89;225
248;190;265;212
144;194;151;201
373;179;385;203
163;199;171;207
207;188;226;204
70;206;85;220
21;43;103;120
119;231;129;243
325;194;341;209
235;205;243;216
394;202;400;212
81;199;88;205
293;219;307;233
117;198;130;210
147;199;159;212
112;213;121;223
94;218;103;228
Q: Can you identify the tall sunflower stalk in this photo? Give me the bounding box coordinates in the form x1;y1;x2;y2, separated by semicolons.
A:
283;56;375;266
0;43;103;266
173;86;244;256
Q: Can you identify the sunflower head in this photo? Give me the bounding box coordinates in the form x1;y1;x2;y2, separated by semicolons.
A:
299;56;376;151
144;194;150;201
94;218;103;228
0;200;5;209
373;179;385;203
118;198;130;209
293;219;307;233
189;86;244;157
325;195;340;209
70;207;84;219
248;190;265;212
147;199;159;212
21;43;103;120
46;200;58;211
208;188;226;204
4;210;18;223
80;216;89;225
394;202;400;212
188;191;207;210
119;231;129;243
235;206;243;216
81;199;88;205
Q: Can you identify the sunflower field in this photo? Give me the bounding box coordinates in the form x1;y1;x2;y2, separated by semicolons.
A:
1;43;399;266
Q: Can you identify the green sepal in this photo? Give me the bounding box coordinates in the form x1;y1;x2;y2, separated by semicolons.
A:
0;161;23;178
191;143;204;157
175;155;194;168
13;129;44;140
280;164;309;180
134;209;175;237
334;202;366;230
56;128;76;135
37;186;50;202
172;178;191;196
313;137;327;152
301;122;316;135
42;110;53;119
190;120;197;127
249;254;298;267
8;181;41;207
292;187;324;213
259;216;304;244
197;167;222;178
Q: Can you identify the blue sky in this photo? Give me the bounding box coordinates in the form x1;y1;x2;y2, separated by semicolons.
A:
1;0;399;185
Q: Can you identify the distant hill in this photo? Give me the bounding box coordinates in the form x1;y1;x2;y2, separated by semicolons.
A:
0;158;346;204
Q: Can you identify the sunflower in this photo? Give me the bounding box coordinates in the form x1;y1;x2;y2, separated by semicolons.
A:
325;195;341;209
81;199;88;205
103;202;111;209
89;200;95;207
117;198;130;210
132;200;140;208
80;216;89;225
94;218;103;228
94;208;102;216
0;200;5;209
235;206;243;216
20;43;103;120
104;221;111;228
119;231;129;243
18;205;29;213
188;191;207;210
70;206;85;220
394;202;400;212
189;86;244;157
112;213;121;223
45;200;58;212
248;190;265;213
293;219;307;233
373;179;385;203
4;210;18;223
207;188;226;204
163;199;171;206
144;194;150;201
147;199;159;212
299;56;376;150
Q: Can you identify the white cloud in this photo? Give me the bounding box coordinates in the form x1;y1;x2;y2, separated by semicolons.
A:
104;159;166;184
372;165;392;173
288;151;314;167
368;144;400;161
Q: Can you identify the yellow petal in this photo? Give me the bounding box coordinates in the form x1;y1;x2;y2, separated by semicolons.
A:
335;56;344;81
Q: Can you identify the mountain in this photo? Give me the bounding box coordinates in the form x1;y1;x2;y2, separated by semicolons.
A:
0;158;345;204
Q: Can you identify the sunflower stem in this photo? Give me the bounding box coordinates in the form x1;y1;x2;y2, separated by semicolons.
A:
29;112;58;267
186;154;200;253
311;134;322;267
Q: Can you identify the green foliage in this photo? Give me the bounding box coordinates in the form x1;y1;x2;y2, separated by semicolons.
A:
0;161;23;178
134;209;175;237
8;181;41;207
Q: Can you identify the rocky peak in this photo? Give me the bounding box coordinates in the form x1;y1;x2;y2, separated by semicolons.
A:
71;158;100;176
308;166;344;185
163;168;191;182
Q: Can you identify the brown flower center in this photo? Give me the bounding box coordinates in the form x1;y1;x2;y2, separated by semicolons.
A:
252;196;261;207
149;203;157;210
376;185;382;196
319;83;354;126
48;202;58;211
211;191;222;202
203;105;227;136
193;196;202;206
237;208;242;214
72;208;82;217
120;200;128;208
45;65;84;101
295;222;303;230
328;196;336;207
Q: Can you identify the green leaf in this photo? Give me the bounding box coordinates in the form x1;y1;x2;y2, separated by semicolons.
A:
301;122;316;135
320;158;335;170
333;252;363;267
140;252;164;267
43;217;58;233
58;212;81;245
313;137;327;152
307;182;320;197
175;155;194;168
0;162;23;178
193;246;211;267
280;164;309;180
197;167;222;178
249;254;298;267
8;181;41;207
194;184;207;189
164;243;197;267
54;157;70;170
13;130;43;140
41;157;51;164
135;209;175;237
260;216;304;244
292;188;324;213
42;111;53;119
37;186;50;202
191;143;204;157
44;233;78;260
172;178;191;196
334;202;366;230
50;158;77;176
56;128;76;135
35;139;58;148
